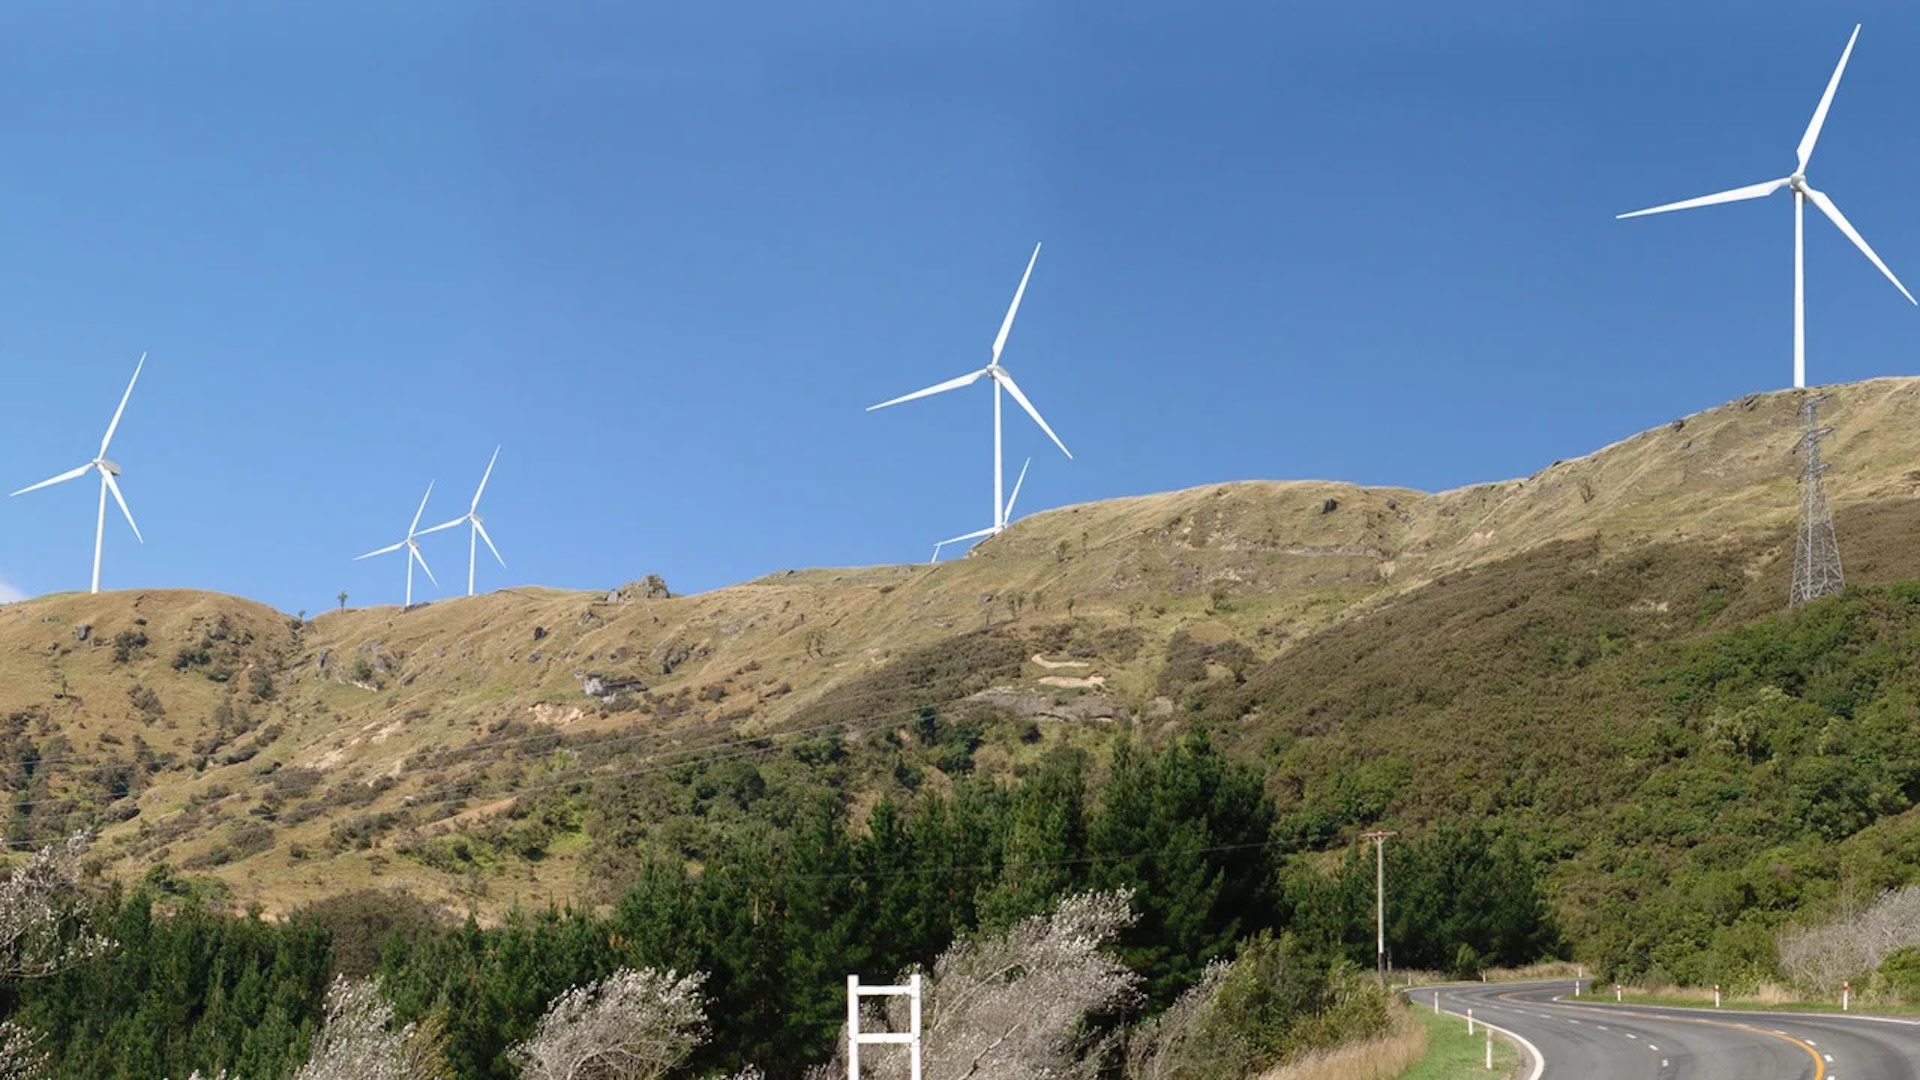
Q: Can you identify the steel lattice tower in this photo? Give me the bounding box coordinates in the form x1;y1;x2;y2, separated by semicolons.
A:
1790;394;1844;607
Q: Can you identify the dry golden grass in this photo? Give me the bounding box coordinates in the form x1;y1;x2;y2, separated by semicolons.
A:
6;378;1920;916
1615;981;1801;1007
1257;997;1426;1080
1481;961;1587;983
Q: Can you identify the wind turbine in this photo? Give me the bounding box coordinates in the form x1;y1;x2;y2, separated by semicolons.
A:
869;243;1071;556
354;482;441;608
1617;23;1914;389
931;458;1029;563
12;353;148;594
424;446;505;596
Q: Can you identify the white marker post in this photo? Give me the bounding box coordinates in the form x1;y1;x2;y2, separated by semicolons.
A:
1485;1026;1494;1069
1714;984;1722;1008
1843;981;1851;1012
1434;990;1441;1014
847;974;922;1080
1616;983;1623;1002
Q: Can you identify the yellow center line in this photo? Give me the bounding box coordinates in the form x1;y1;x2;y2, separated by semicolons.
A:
1491;990;1827;1080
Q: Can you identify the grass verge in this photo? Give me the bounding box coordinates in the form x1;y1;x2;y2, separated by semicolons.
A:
1604;984;1920;1017
1258;997;1426;1080
1394;1004;1521;1080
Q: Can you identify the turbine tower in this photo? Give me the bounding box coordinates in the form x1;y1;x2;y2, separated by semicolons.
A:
423;446;505;596
1616;24;1914;389
12;353;149;594
1790;394;1844;607
931;458;1029;563
868;243;1071;558
354;482;440;608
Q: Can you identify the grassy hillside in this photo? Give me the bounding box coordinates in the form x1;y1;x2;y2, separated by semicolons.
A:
6;379;1920;968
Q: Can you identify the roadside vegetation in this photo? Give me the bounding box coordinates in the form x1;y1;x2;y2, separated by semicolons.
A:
1397;1008;1520;1080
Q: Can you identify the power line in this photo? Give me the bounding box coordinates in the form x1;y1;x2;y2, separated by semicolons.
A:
0;651;1056;814
0;668;1142;850
0;628;1053;775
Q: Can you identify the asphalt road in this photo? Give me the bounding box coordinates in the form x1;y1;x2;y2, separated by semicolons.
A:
1430;980;1920;1079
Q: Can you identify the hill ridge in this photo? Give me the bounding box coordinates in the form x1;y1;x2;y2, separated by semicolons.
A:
4;376;1920;918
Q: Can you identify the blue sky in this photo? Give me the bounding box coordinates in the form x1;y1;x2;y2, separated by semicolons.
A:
3;1;1920;614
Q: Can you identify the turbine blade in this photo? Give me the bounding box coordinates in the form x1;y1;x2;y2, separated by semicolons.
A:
408;481;435;535
1616;177;1790;220
11;464;93;497
936;526;996;548
99;352;146;457
472;446;500;511
994;370;1072;459
866;369;988;411
417;516;466;536
991;242;1042;365
412;544;438;587
1806;186;1917;304
355;541;407;560
1004;458;1031;522
1798;24;1861;173
474;520;505;567
102;472;142;544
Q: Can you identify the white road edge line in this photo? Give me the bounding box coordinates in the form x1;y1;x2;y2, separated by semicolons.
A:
1435;999;1545;1080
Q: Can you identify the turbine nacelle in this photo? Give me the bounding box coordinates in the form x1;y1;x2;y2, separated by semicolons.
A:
10;353;148;594
419;446;506;597
1614;24;1912;390
868;243;1070;561
355;481;441;607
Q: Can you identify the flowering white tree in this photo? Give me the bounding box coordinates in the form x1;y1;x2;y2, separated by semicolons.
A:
1779;885;1920;990
836;890;1142;1080
0;1020;46;1080
1122;959;1232;1080
0;832;110;979
291;977;421;1080
509;968;709;1080
0;831;113;1080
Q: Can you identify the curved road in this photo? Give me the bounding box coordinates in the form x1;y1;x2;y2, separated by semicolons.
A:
1430;980;1920;1078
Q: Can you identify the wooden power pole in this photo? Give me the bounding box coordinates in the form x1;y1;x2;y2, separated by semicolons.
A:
1360;830;1398;989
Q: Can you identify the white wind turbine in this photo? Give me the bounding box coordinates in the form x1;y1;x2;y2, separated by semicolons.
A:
12;353;148;594
423;446;504;596
354;482;440;608
931;457;1030;563
869;243;1071;558
1617;23;1914;389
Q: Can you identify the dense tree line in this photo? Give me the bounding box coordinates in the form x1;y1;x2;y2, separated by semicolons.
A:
0;728;1563;1077
1282;824;1561;976
376;733;1287;1076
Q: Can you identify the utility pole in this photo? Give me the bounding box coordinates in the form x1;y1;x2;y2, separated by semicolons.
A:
1360;830;1398;989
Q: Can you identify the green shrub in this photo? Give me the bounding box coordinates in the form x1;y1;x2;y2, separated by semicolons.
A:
1879;946;1920;1003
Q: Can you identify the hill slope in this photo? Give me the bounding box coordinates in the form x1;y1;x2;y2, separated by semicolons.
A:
7;378;1920;926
